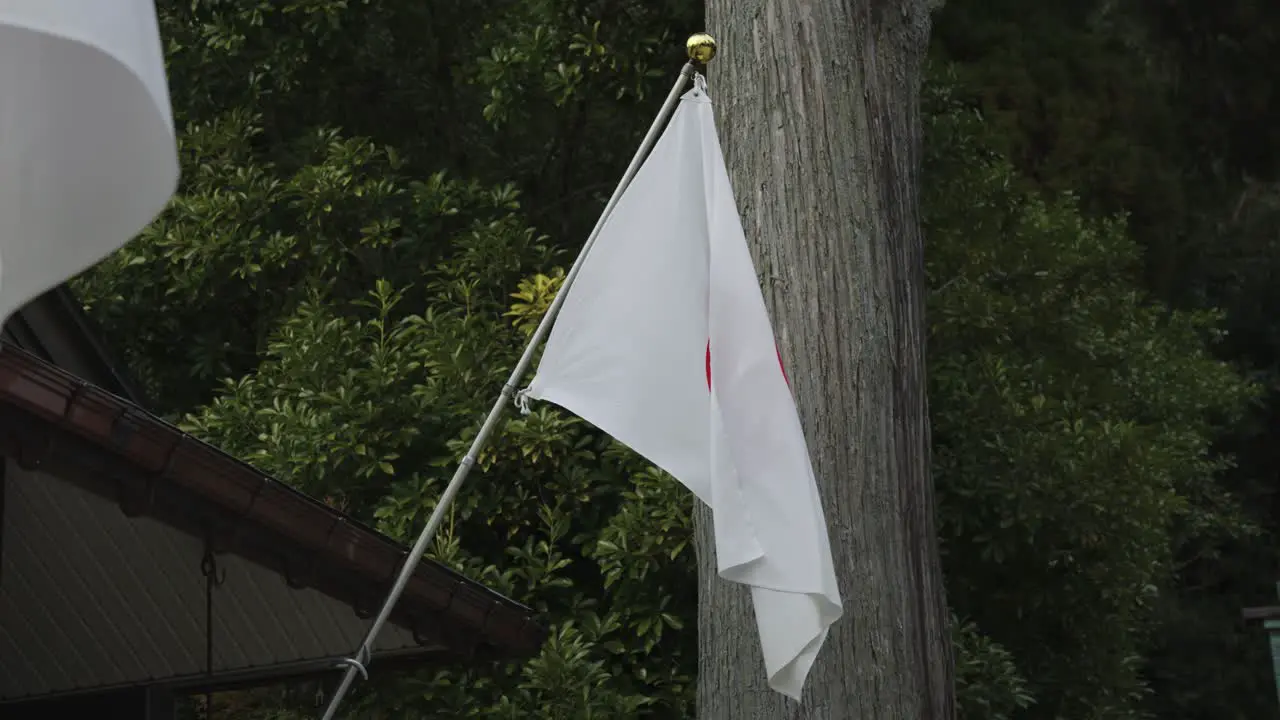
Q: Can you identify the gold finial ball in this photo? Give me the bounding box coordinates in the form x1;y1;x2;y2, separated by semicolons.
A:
686;33;717;64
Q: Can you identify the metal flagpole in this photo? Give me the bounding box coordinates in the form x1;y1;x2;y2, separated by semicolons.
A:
318;33;718;720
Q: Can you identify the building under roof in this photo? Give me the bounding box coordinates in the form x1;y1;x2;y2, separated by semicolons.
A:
0;287;545;717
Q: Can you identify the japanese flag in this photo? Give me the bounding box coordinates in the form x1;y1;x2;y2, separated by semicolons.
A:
521;76;842;700
0;1;177;322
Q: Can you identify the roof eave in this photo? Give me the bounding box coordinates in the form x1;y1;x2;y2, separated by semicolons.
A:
0;343;547;661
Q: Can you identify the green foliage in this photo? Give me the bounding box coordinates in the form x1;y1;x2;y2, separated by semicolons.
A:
76;0;698;414
923;78;1259;719
929;0;1186;294
953;617;1035;720
507;271;566;336
932;1;1280;714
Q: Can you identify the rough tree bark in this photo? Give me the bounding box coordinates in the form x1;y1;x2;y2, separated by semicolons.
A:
694;1;954;718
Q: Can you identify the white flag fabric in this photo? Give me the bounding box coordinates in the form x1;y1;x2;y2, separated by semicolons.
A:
0;1;177;322
522;76;842;700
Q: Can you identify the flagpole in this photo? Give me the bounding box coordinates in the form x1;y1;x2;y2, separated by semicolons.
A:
317;34;717;720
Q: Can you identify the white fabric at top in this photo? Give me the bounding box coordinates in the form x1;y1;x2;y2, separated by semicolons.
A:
524;78;843;701
0;1;177;323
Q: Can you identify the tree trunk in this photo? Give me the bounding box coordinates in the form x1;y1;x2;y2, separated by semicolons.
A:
694;1;954;718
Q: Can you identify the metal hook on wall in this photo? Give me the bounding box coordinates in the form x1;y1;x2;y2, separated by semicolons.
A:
201;548;227;587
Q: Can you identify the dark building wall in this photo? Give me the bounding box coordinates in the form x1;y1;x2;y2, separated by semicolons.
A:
3;687;174;719
0;460;428;701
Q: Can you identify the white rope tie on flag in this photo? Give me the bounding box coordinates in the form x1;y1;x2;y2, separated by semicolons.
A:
514;387;533;415
317;47;706;720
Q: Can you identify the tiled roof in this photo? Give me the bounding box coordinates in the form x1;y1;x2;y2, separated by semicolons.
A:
0;343;545;700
